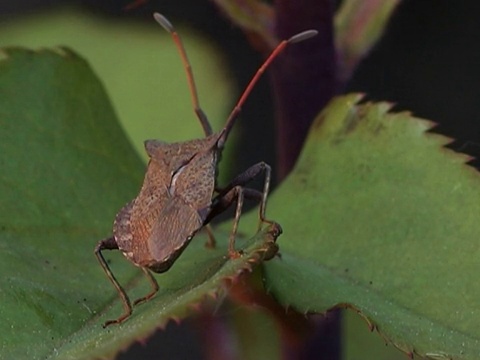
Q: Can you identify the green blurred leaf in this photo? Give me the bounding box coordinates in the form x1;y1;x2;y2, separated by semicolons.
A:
0;48;279;359
254;94;480;359
0;7;233;161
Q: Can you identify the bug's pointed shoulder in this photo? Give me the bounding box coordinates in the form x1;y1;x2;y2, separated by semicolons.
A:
185;133;220;152
144;139;169;158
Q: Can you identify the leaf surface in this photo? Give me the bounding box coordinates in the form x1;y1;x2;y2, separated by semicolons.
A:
0;48;279;360
0;8;233;160
253;94;480;359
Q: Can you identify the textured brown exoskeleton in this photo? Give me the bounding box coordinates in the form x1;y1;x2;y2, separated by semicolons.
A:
94;12;318;327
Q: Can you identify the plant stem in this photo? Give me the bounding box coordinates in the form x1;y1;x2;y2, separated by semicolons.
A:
272;0;337;179
271;1;340;359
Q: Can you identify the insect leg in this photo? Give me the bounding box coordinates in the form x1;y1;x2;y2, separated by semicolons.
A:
204;224;216;248
211;162;273;231
221;185;245;258
94;237;132;327
133;267;159;306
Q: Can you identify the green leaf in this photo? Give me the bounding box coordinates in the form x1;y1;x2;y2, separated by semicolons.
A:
0;7;233;162
256;94;480;359
0;48;280;359
343;310;407;360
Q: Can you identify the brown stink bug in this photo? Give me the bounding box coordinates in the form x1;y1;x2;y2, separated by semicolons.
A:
94;12;317;327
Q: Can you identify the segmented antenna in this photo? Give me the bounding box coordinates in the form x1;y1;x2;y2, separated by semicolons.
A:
154;12;318;143
153;12;213;136
217;29;318;148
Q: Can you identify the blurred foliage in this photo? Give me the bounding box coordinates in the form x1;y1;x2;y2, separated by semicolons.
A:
0;6;233;161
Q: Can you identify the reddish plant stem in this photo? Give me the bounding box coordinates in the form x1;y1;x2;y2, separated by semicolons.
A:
272;0;337;179
271;1;341;359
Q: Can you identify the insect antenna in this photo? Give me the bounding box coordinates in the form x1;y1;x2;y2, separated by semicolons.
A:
153;12;213;136
217;29;318;148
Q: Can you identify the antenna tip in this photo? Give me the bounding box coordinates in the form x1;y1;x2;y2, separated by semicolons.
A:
288;30;318;44
153;12;174;33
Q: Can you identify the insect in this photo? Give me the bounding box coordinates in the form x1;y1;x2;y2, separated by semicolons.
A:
94;12;318;327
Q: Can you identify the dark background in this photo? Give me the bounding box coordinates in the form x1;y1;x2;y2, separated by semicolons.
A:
2;0;479;358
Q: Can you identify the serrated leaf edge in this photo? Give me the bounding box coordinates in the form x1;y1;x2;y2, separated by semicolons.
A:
47;224;281;360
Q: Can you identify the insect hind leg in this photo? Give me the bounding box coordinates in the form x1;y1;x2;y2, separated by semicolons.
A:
133;267;159;306
94;237;132;327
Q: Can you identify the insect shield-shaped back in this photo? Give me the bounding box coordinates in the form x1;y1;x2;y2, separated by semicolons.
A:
114;135;220;273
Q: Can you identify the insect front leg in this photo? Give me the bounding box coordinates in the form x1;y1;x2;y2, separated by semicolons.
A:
212;185;246;258
210;186;272;258
133;267;159;306
94;237;132;327
203;224;216;249
211;162;274;231
206;162;275;258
